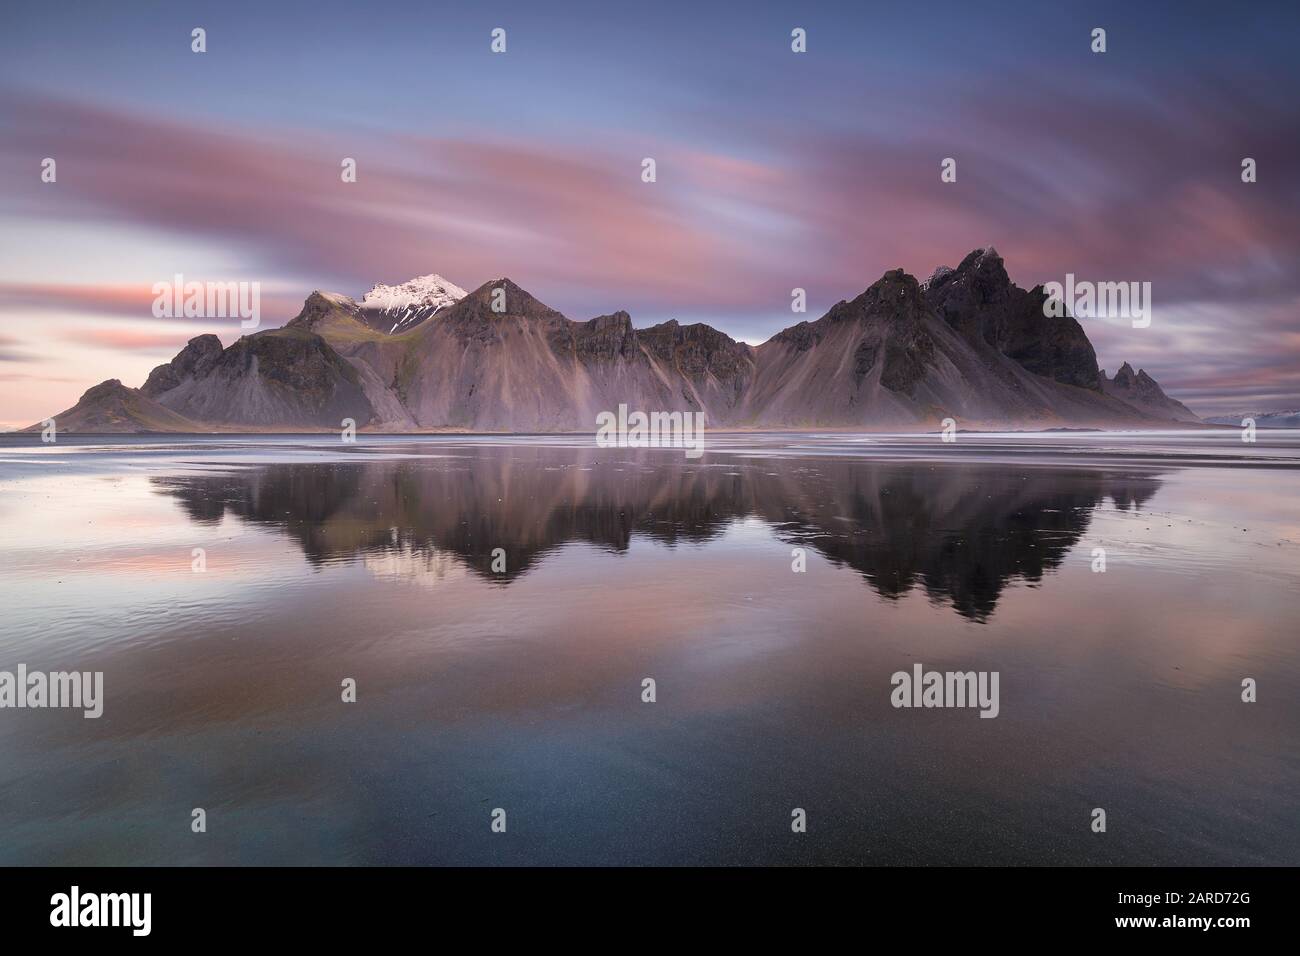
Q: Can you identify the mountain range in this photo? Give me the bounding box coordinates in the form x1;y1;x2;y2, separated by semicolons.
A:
32;248;1199;433
1203;410;1300;428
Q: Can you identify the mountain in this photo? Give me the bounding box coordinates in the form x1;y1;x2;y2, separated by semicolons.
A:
736;250;1184;428
1100;362;1200;423
138;326;374;429
355;274;467;334
1203;409;1300;427
34;249;1200;432
925;247;1101;390
288;278;754;431
26;379;204;433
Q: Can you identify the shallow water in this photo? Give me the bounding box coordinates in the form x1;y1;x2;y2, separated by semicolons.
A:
0;431;1297;865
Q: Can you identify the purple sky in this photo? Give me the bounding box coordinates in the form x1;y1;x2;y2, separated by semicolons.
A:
1;0;1298;425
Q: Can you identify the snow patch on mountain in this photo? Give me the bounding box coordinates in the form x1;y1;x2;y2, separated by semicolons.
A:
361;275;466;314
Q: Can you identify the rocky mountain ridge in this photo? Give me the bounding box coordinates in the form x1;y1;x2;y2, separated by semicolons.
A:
31;249;1200;433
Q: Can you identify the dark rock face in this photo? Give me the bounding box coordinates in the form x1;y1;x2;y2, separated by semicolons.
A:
925;247;1102;390
743;253;1179;428
801;269;937;396
880;322;936;395
557;311;638;361
139;327;375;428
858;271;936;395
843;268;929;324
638;319;754;390
141;334;224;397
852;339;879;386
770;320;821;352
219;328;358;393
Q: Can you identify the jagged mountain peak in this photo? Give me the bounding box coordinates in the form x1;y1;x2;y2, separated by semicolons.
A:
450;278;564;320
957;245;1003;270
142;334;224;397
1101;362;1199;422
1107;362;1146;388
796;269;928;335
920;265;954;291
928;246;1012;301
922;247;1100;391
855;268;926;311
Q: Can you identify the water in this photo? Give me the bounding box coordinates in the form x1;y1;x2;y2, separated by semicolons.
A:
0;431;1296;865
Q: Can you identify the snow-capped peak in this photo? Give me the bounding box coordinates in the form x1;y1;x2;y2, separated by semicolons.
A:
360;274;467;315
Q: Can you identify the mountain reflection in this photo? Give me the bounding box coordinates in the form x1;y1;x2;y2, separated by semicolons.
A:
152;446;1160;621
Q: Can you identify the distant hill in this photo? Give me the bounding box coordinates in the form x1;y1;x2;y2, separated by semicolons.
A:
1204;410;1300;428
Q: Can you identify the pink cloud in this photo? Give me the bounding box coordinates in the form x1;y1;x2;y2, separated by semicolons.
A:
63;326;202;352
2;81;1297;414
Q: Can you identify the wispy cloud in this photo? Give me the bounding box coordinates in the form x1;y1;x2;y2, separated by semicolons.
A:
62;326;204;352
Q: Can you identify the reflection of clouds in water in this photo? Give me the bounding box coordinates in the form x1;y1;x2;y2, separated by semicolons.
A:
3;438;1299;866
363;545;469;589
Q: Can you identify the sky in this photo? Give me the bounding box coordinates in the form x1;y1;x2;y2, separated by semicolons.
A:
1;0;1297;426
